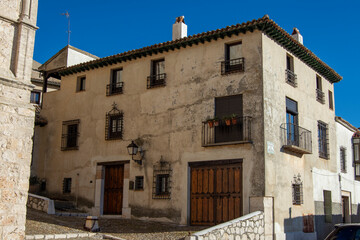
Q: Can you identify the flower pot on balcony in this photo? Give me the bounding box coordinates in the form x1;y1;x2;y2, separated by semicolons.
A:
231;118;237;125
207;121;214;128
225;119;231;126
213;117;220;127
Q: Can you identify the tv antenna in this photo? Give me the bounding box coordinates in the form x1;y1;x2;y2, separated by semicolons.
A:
61;11;71;45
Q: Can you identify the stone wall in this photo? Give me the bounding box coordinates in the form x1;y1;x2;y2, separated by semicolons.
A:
27;193;55;214
0;0;38;239
185;211;264;240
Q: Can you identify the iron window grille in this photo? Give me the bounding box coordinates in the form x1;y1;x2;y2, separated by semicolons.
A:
286;54;297;87
318;121;329;159
152;160;172;199
107;69;124;96
316;89;325;104
135;176;144;190
316;75;325;104
147;73;166;89
292;174;303;205
61;120;80;151
221;58;245;75
148;59;166;89
107;82;124;96
202;116;252;146
105;103;123;140
63;178;72;193
285;69;297;87
340;147;347;173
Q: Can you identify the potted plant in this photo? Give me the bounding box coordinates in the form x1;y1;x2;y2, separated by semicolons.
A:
213;117;220;127
206;117;214;128
231;113;238;125
223;116;231;126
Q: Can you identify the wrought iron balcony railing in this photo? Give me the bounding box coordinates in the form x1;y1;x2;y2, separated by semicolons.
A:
285;69;297;87
202;116;252;147
221;58;245;75
147;73;166;89
106;82;124;96
280;123;312;154
316;89;325;104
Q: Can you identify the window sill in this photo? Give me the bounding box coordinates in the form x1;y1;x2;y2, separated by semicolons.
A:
202;140;252;147
61;147;79;151
319;155;329;160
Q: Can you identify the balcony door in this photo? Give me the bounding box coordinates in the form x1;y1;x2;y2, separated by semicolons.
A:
215;95;243;143
286;97;298;146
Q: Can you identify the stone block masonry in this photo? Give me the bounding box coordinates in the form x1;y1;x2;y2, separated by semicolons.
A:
185;211;264;240
27;194;55;214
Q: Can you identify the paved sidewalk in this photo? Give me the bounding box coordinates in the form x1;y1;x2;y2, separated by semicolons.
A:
26;208;205;240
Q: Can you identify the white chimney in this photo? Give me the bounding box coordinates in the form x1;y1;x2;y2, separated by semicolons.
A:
291;28;303;44
172;16;187;41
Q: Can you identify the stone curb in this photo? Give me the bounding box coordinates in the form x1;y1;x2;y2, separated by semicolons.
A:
55;212;90;217
25;232;97;239
102;234;127;240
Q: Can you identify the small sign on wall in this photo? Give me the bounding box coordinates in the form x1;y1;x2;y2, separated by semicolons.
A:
267;141;275;154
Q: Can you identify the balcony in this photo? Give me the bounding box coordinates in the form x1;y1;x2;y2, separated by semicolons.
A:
280;123;312;154
316;89;325;104
221;58;245;75
202;116;252;147
285;69;297;87
147;73;166;89
106;82;124;96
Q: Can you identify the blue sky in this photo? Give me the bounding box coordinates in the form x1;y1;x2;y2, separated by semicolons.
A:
34;0;360;128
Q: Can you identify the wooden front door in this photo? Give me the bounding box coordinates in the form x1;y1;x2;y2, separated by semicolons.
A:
190;160;242;225
103;165;124;215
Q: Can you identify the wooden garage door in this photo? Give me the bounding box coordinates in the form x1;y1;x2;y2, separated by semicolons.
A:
103;165;124;215
190;160;242;226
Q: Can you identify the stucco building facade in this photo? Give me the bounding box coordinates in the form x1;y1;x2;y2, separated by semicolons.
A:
33;16;345;239
0;0;38;239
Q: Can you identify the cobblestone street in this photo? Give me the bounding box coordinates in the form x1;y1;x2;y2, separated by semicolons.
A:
26;208;205;240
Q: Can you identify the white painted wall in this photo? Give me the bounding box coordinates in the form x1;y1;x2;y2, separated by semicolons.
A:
336;119;360;205
67;48;97;67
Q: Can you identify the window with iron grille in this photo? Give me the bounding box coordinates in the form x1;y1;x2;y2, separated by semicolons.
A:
147;59;166;89
105;103;123;140
323;190;332;223
221;42;244;75
285;54;297;87
135;176;144;190
292;174;303;205
107;69;124;96
318;121;329;159
340;147;346;173
152;160;172;199
61;120;80;151
63;178;72;193
353;137;360;180
316;75;325;104
76;76;86;92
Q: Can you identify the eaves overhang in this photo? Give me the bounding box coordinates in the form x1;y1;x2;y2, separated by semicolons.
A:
58;15;342;83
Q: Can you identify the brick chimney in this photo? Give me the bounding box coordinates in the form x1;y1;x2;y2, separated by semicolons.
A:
291;28;303;44
172;16;187;41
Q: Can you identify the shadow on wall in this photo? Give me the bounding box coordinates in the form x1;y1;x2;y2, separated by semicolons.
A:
283;213;356;240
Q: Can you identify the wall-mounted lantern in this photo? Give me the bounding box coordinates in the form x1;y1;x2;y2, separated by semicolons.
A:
127;140;144;165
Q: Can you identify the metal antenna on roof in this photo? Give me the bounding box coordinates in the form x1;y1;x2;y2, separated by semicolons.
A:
61;11;71;45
